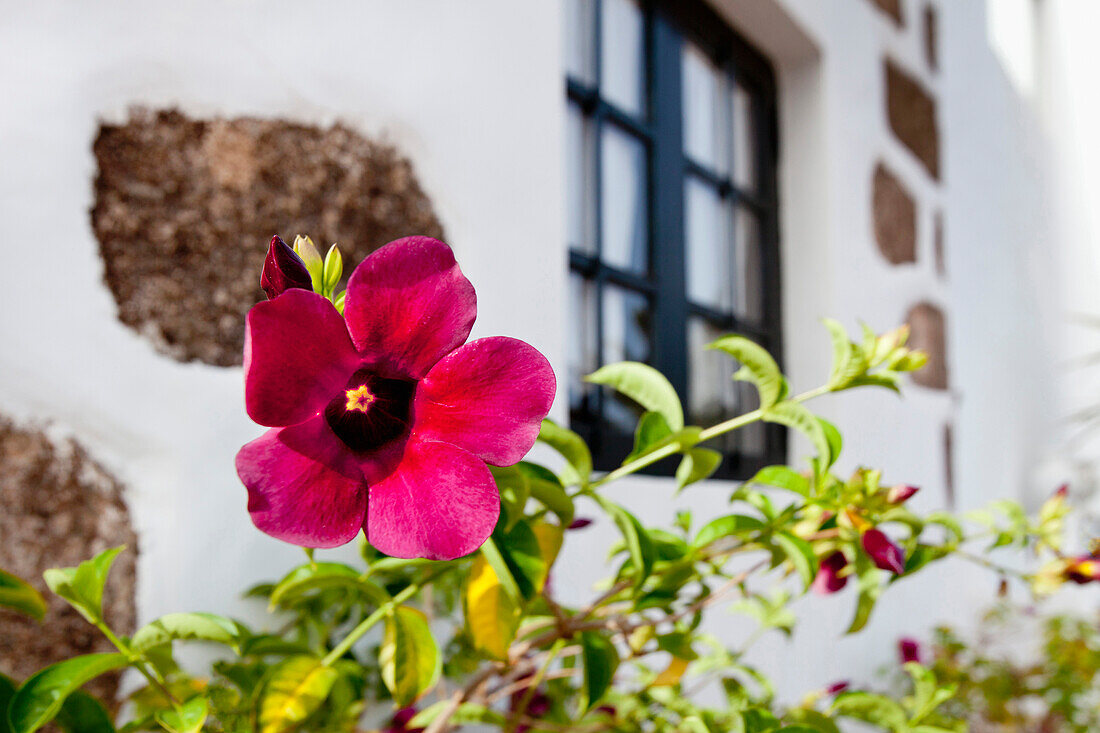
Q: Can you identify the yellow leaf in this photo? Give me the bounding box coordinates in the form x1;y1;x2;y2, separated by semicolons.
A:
651;656;689;687
465;555;521;660
532;522;564;592
258;656;338;733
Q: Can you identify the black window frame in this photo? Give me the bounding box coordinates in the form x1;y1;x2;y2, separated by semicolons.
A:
566;0;785;480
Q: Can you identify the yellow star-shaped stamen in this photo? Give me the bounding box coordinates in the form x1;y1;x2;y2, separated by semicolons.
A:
345;384;376;413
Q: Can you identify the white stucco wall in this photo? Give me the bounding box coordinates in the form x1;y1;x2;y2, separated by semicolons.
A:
0;0;1082;707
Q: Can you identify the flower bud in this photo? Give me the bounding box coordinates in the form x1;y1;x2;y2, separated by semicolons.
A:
1064;554;1100;584
292;235;325;292
812;551;849;595
825;680;850;695
568;517;593;530
886;484;919;504
898;637;922;664
323;243;344;294
260;235;313;300
862;528;906;575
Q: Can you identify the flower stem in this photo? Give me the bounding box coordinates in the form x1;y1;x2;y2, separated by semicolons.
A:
321;576;428;667
591;384;833;489
95;621;180;707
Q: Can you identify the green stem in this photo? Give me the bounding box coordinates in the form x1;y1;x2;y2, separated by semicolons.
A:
480;537;523;604
507;638;567;733
321;579;424;667
591;384;833;489
96;621;180;706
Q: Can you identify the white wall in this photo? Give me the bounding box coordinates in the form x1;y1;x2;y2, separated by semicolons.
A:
0;0;1081;707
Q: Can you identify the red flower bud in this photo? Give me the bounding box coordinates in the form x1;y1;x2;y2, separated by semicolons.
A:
384;707;424;733
1054;484;1069;500
812;551;849;595
260;235;313;299
898;637;921;664
862;528;906;575
825;680;850;695
568;517;593;530
886;484;919;504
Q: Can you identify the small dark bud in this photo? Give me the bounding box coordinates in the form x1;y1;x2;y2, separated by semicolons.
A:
886;484;919;504
862;528;906;575
825;680;850;695
568;517;594;530
261;235;313;299
898;637;922;664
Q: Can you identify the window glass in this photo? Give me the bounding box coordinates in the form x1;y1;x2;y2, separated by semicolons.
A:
567;273;599;413
685;176;732;310
600;0;645;116
682;43;729;174
600;124;648;274
734;205;763;321
566;104;597;255
564;0;596;84
603;286;653;433
687;317;739;454
732;83;756;190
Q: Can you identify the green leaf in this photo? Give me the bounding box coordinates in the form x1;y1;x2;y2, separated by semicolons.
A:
823;319;852;389
464;555;521;660
269;562;387;609
130;612;243;654
54;691;115;733
846;373;901;393
693;514;766;549
783;709;841;733
8;653;128;733
43;547;125;624
831;691;907;729
585;362;684;430
708;335;784;409
773;532;817;591
624;411;674;464
492;520;546;601
491;465;532;530
521;462;575;526
580;632;619;711
154;697;206;733
676;448;723;491
0;569;46;621
747;466;811;497
610;506;655;587
762;402;832;470
408;701;505;728
380;606;441;707
258;656;338;733
1;674;16;733
537;419;592;487
846;554;884;634
817;417;842;467
904;663;956;724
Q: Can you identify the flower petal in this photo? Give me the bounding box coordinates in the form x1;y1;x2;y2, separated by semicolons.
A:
343;237;476;379
414;337;556;466
244;289;361;427
236;417;366;548
365;439;498;560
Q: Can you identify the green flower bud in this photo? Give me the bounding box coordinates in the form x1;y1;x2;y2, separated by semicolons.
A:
292;235;325;293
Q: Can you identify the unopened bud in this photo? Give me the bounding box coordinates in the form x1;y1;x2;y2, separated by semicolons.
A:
886;484;919;504
862;528;906;575
260;235;313;299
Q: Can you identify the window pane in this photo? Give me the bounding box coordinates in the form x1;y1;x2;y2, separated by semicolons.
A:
682;43;729;175
568;274;599;413
734;205;764;321
732;83;756;190
685;176;732;310
687;317;739;455
600;0;645;116
567;103;596;255
600;124;648;274
603;285;652;433
564;0;596;84
737;381;767;459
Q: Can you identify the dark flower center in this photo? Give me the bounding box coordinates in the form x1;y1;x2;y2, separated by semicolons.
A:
324;368;415;452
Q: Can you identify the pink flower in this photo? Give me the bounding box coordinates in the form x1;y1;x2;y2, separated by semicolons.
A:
260;235;313;299
861;528;906;575
236;237;556;560
898;637;921;664
383;707;424;733
812;551;849;595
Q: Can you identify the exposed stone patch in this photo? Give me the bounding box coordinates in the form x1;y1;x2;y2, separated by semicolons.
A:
92;108;445;367
885;60;939;179
906;301;948;389
872;163;917;265
0;418;137;704
871;0;904;26
923;4;938;72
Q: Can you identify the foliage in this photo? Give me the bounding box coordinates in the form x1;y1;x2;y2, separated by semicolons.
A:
1;306;1095;733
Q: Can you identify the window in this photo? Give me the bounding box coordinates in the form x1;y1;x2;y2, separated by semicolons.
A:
565;0;784;478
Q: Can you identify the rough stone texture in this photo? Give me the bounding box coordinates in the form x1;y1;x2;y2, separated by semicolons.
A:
871;0;904;26
0;418;137;703
906;301;948;389
872;163;917;264
923;3;938;72
933;210;946;276
92;108;445;367
885;60;940;180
